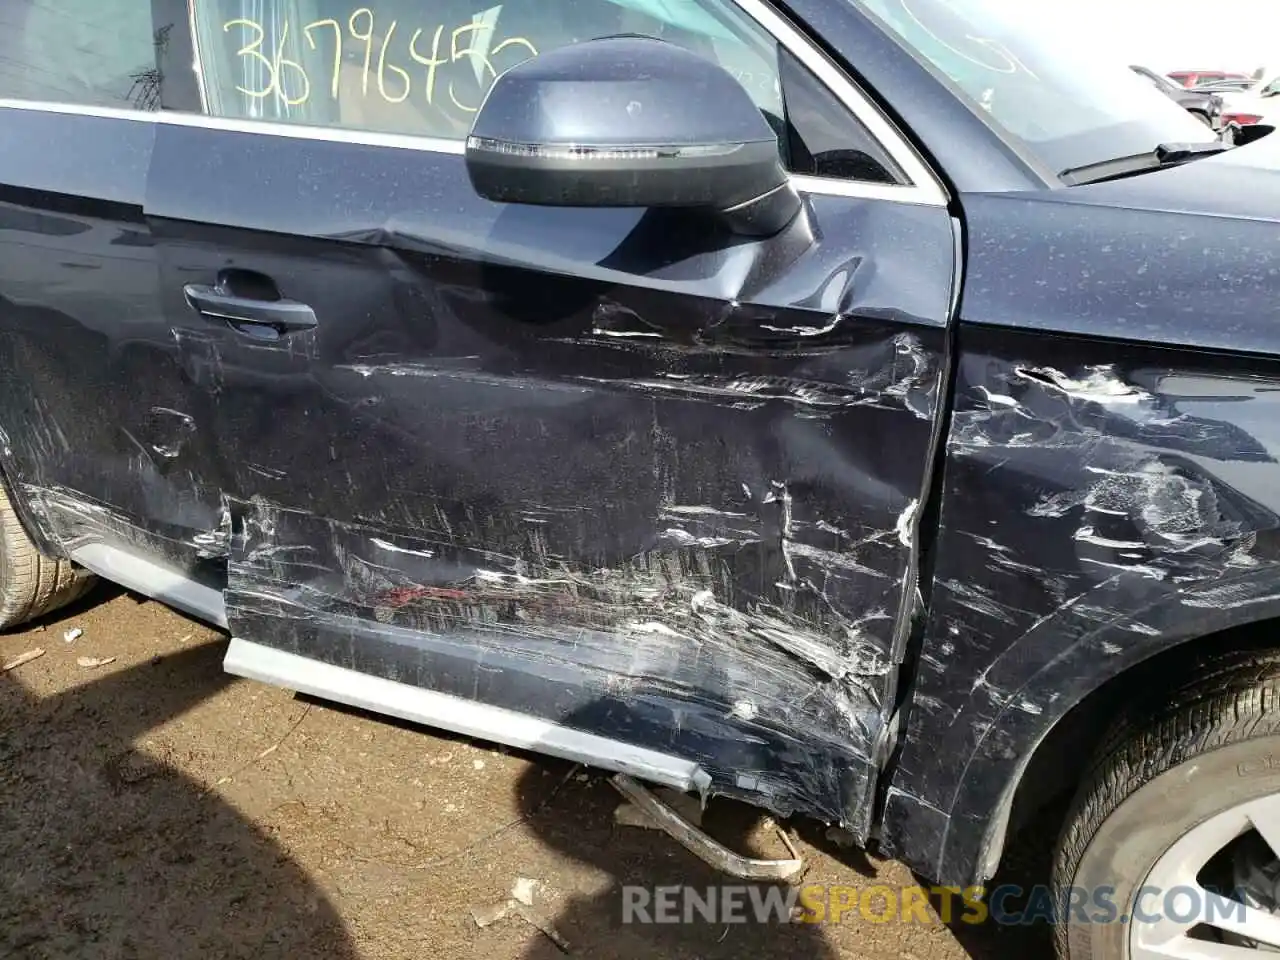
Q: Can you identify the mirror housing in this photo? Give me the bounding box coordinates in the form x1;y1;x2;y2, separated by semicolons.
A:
465;36;800;236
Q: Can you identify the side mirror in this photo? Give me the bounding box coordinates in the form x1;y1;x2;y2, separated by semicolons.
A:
465;36;800;237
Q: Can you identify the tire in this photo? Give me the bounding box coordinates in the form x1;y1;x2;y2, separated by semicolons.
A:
0;482;95;629
1054;650;1280;958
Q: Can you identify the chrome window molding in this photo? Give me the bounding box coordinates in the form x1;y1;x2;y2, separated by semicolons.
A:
0;0;948;207
0;97;467;155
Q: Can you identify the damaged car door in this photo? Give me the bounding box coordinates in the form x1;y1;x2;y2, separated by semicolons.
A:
0;0;229;623
152;0;957;832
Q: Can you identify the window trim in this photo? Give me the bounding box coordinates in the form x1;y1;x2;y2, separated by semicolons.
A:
0;0;947;208
732;0;944;204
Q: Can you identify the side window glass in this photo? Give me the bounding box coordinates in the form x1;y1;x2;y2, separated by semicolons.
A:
0;1;159;109
779;49;904;183
0;0;910;188
192;0;784;141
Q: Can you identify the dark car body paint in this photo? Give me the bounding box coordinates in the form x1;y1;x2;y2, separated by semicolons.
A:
0;105;956;838
882;138;1280;885
1;0;1279;893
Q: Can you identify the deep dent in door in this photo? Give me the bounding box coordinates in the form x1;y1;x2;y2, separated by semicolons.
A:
5;212;946;833
223;332;941;832
4;109;955;833
9;288;940;832
201;200;948;833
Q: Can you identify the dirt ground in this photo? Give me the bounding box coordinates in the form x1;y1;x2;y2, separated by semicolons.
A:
0;585;1054;959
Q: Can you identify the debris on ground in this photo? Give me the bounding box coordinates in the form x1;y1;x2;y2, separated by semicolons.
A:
471;878;569;953
768;820;802;859
614;787;704;829
3;648;45;671
76;656;117;669
473;759;486;770
510;877;538;906
63;627;83;644
611;775;804;881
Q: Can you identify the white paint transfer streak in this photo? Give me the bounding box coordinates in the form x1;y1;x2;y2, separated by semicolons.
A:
1080;558;1168;580
337;363;591;394
895;499;919;548
760;316;842;337
975;386;1019;408
624;621;695;642
591;327;663;338
371;538;436;559
1121;621;1161;636
787;541;887;577
658;528;737;549
662;505;750;519
961;532;1011;553
943;580;1018;625
1073;527;1146;550
1016;364;1153;405
1183;585;1280;610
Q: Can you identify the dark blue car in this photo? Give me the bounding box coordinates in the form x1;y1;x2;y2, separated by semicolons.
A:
1;1;1278;955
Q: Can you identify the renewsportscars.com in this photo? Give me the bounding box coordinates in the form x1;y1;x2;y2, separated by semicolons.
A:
620;883;1254;926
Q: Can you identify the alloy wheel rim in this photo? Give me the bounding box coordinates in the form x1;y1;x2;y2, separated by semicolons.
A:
1130;794;1280;957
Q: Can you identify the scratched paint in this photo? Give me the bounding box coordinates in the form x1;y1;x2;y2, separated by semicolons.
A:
883;325;1280;886
213;289;947;831
0;105;960;842
224;309;938;826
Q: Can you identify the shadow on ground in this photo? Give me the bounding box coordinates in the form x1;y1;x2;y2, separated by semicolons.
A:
0;633;358;959
501;699;852;960
922;802;1064;959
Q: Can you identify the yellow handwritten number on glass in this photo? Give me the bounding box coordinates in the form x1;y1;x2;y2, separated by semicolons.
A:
223;18;274;99
224;18;310;106
447;25;537;113
273;21;311;105
409;25;447;105
228;12;536;115
304;18;343;99
377;20;412;102
348;8;376;96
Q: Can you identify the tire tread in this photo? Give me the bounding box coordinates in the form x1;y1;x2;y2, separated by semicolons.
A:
1054;650;1280;957
0;482;95;629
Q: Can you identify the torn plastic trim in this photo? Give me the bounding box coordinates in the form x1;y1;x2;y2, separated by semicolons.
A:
223;638;709;792
611;774;804;880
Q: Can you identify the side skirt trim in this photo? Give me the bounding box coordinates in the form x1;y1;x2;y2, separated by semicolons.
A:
222;638;709;793
70;542;228;628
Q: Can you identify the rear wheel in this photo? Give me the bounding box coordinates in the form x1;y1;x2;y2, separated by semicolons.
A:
1055;650;1280;958
0;482;95;629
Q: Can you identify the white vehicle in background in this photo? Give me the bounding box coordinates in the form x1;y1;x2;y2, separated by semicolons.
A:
1217;69;1280;128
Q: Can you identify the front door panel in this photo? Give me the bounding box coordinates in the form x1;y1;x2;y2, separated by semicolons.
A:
149;124;955;826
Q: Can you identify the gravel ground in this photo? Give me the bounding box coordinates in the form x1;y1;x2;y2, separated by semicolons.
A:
0;586;1054;959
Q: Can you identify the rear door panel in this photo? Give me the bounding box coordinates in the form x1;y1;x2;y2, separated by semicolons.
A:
149;123;955;826
0;107;228;578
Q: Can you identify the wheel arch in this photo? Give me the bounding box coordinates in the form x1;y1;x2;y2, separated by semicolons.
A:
963;587;1280;886
0;447;63;558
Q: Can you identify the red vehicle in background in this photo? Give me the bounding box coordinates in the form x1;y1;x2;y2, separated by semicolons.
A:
1167;68;1252;87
